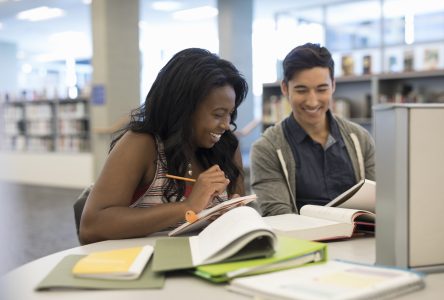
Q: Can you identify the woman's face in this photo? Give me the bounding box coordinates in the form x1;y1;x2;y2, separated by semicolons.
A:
191;85;236;149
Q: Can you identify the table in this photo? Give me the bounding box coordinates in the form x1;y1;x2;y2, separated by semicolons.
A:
1;237;442;300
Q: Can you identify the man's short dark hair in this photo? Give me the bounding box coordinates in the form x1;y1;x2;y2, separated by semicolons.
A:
282;43;334;84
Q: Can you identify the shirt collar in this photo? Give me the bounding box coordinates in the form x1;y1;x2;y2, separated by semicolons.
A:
285;113;307;144
286;110;341;144
327;110;342;141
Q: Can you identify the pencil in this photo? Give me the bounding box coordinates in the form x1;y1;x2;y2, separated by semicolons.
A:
165;174;196;183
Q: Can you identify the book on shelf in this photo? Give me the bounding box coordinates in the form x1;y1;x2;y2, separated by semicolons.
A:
228;260;425;300
404;50;414;72
341;54;354;76
168;194;257;236
152;206;277;272
424;48;439;70
362;54;372;74
72;245;153;280
388;55;399;72
326;178;376;213
262;95;291;125
193;235;327;283
263;205;375;241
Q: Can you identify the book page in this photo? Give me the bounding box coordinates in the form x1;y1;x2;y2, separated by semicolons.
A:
326;179;376;213
263;214;354;241
189;206;274;265
336;179;375;213
301;205;363;224
168;194;257;236
264;213;339;230
197;194;257;218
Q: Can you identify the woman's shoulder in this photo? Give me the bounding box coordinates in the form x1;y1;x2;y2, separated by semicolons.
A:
115;131;159;158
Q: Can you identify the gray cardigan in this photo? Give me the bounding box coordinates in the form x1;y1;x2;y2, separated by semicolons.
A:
250;115;375;216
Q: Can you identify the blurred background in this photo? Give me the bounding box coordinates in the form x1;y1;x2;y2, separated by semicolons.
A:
1;0;444;275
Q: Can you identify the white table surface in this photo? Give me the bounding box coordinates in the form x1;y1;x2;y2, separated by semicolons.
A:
1;236;442;300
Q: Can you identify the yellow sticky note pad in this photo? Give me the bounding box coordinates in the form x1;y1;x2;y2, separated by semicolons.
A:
72;245;153;280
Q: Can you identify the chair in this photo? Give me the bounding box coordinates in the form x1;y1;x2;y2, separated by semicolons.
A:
73;185;92;241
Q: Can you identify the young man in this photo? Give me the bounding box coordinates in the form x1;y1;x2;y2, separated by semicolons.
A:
250;43;375;216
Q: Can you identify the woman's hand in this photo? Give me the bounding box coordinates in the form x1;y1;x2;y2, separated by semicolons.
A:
183;165;229;213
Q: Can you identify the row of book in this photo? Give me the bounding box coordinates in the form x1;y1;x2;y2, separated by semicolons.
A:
1;136;89;152
341;47;441;76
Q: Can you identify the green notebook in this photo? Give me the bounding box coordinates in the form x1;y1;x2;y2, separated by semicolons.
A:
193;236;327;283
35;255;165;291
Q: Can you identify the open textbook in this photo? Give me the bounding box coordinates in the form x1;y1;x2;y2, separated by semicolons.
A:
228;260;425;300
326;179;376;213
153;206;276;272
168;194;257;236
263;205;374;241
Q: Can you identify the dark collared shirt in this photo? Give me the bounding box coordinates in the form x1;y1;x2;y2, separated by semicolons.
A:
282;111;356;211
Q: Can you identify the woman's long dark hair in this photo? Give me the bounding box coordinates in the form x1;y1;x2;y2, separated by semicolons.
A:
110;48;248;202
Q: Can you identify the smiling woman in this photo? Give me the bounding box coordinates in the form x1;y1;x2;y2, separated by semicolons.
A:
79;48;249;244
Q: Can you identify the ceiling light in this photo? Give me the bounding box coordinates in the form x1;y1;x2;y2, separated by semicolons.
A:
172;6;218;21
151;1;182;11
16;6;65;22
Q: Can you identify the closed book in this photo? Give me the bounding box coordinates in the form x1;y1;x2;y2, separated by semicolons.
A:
228;260;425;300
72;245;153;280
193;236;327;283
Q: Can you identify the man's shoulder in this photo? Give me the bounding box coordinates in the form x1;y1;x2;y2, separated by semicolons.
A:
253;122;286;148
334;115;369;135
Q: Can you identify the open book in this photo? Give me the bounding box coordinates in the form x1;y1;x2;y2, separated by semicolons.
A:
72;245;153;280
326;179;376;213
263;205;374;241
168;194;257;236
228;260;425;300
153;206;276;272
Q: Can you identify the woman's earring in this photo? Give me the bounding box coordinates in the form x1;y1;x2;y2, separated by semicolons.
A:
187;163;192;176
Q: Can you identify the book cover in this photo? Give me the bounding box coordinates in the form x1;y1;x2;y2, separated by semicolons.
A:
36;254;164;291
228;260;425;300
193;236;327;283
72;245;153;280
153;206;276;272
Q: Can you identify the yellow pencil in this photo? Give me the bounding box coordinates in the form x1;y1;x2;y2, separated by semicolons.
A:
165;174;196;183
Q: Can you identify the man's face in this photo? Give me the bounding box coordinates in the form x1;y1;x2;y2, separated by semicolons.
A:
281;67;335;130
